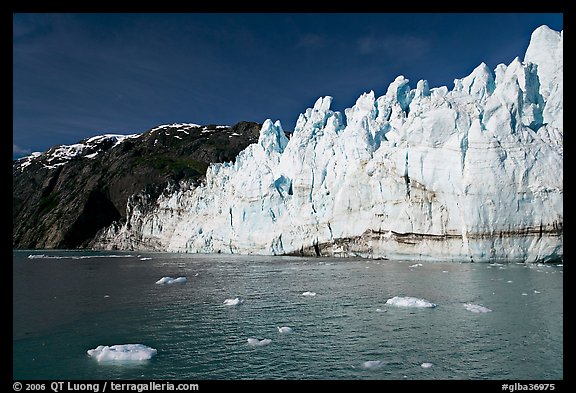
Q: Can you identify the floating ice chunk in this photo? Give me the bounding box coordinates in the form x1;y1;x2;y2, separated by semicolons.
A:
534;290;541;294
277;326;293;333
507;280;513;283
521;293;528;296
375;308;386;313
421;362;433;369
463;303;492;313
155;277;186;284
362;360;384;369
409;263;423;268
87;344;157;362
385;296;437;308
140;257;152;261
247;338;272;346
302;291;317;297
223;298;244;306
104;295;110;298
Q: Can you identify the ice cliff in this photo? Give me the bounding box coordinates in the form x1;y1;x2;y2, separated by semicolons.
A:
94;25;563;262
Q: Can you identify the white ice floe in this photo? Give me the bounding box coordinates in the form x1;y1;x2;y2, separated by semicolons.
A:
277;326;293;333
534;290;541;294
463;303;492;313
223;298;244;306
87;344;157;362
385;296;437;308
409;263;423;268
302;291;317;297
362;360;384;369
375;308;386;313
421;362;433;369
140;257;152;261
247;338;272;346
155;276;187;284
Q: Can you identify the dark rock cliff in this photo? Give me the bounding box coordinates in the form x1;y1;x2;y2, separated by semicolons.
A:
13;121;262;249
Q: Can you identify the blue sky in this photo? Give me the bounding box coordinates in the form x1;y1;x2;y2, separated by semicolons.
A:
13;13;563;158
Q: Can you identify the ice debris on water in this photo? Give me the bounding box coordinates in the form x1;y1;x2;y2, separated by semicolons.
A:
223;298;244;306
463;303;492;313
155;276;187;284
421;362;433;369
247;338;272;346
302;291;317;297
362;360;384;369
87;344;157;362
385;296;437;308
277;326;293;333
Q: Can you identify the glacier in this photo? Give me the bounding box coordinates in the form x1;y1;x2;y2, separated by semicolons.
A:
94;25;562;263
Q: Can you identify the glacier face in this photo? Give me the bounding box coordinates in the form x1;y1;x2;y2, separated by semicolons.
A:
95;25;563;262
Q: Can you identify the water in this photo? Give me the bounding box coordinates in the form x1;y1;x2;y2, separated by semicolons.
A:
13;250;563;380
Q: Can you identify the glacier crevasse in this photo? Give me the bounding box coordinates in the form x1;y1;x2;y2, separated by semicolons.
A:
94;26;563;262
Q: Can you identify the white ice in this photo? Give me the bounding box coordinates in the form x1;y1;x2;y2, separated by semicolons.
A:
362;360;384;369
463;303;492;313
223;298;244;306
385;296;437;308
247;338;271;346
277;326;293;333
421;362;433;369
155;276;187;284
94;26;563;264
302;291;317;297
87;344;157;362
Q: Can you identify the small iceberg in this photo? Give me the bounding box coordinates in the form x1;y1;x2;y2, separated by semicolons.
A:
247;338;271;347
409;263;423;268
87;344;157;362
463;303;492;313
375;308;386;313
140;257;152;261
155;276;187;284
362;360;384;369
277;326;293;334
386;296;437;308
223;298;244;306
421;362;433;369
302;291;317;297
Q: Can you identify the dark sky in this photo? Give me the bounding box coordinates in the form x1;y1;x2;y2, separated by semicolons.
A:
13;13;563;158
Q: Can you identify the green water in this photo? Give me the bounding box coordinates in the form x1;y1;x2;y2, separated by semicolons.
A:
13;251;563;380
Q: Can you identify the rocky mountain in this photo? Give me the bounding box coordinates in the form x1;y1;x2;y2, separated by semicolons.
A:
92;25;563;262
13;121;262;249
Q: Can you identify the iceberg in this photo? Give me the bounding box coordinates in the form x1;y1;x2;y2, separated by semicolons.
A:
87;344;157;362
463;303;492;313
362;360;384;369
421;362;433;369
94;26;562;263
302;291;317;297
247;338;272;347
277;326;293;333
385;296;437;308
155;276;187;284
223;298;244;306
